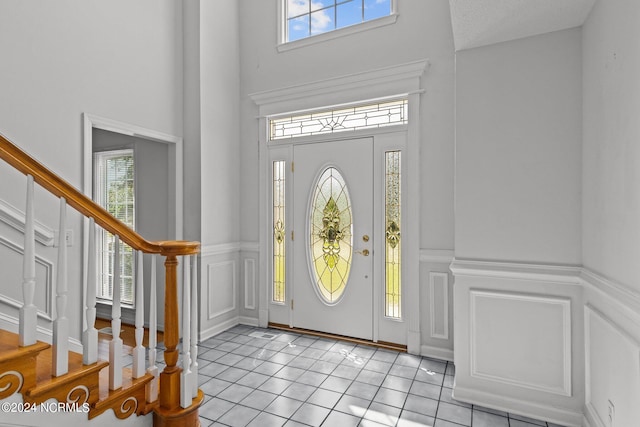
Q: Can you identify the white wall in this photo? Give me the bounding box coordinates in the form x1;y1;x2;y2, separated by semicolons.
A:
452;29;584;426
455;29;583;264
0;0;183;340
237;0;456;350
582;1;640;425
183;0;242;338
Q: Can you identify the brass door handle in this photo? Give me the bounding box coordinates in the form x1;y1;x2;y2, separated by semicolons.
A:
355;249;370;256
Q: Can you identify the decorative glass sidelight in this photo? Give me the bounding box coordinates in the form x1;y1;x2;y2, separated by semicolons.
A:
310;167;353;303
273;161;286;303
385;151;401;318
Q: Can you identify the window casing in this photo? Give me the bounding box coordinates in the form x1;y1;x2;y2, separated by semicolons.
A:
94;149;135;306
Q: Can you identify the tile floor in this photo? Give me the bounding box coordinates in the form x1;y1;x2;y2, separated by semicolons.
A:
195;325;566;427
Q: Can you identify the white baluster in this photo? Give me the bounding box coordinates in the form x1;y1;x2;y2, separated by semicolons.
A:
190;254;199;398
132;250;145;378
145;255;158;403
83;218;98;365
180;255;192;408
19;175;37;347
109;235;123;390
53;198;69;376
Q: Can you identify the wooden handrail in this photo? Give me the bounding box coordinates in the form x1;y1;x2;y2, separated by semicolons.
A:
0;134;198;256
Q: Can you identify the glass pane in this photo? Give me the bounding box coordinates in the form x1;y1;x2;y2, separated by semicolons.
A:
288;0;310;18
270;98;408;140
312;0;335;12
273;161;286;303
336;0;362;29
310;167;353;304
288;15;310;42
311;7;334;35
364;0;391;21
385;151;401;318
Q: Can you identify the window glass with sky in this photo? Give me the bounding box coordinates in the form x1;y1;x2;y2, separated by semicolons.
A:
287;0;392;42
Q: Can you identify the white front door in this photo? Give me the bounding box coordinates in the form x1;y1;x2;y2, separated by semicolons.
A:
292;138;374;340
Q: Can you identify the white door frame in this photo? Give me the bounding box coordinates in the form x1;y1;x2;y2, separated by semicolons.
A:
250;60;427;353
81;113;184;329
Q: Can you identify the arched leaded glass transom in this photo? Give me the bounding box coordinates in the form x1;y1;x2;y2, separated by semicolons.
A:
309;167;353;304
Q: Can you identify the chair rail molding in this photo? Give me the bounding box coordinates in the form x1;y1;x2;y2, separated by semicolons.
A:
0;199;54;246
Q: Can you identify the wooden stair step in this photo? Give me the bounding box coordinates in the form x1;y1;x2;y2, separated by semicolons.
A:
90;367;154;420
0;329;50;400
25;346;109;406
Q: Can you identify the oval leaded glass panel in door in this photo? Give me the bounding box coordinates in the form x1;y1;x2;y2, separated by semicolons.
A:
309;167;353;304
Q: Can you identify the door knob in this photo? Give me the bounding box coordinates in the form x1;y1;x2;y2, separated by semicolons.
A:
355;249;370;256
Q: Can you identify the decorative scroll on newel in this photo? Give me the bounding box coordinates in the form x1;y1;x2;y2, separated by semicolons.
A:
309;167;353;304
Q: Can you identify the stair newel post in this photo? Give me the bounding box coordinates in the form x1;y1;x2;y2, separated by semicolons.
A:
19;174;37;347
190;254;199;398
132;250;145;378
109;235;123;390
159;254;180;410
180;255;192;408
53;197;69;376
146;254;159;403
83;217;98;365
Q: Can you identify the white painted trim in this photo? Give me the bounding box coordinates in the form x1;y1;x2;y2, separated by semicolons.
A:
450;259;583;285
199;316;239;342
453;384;583;427
0;199;55;246
0;312;83;353
278;14;399;53
584;402;605;427
240;241;260;252
238;316;259;327
249;60;428;117
420;344;454;362
0;236;54;321
419;249;454;264
201;242;241;257
244;258;256;310
429;272;449;340
469;290;573;397
206;261;237;320
581;268;640;316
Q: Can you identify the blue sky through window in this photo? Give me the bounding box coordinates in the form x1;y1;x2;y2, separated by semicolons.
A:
287;0;391;42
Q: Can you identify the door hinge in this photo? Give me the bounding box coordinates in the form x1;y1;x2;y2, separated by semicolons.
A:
291;299;294;310
291;161;294;172
291;230;294;241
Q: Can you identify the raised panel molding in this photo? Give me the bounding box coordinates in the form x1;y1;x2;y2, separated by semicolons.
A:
244;258;256;310
0;199;55;246
584;304;640;427
429;272;449;339
0;236;54;320
207;261;236;320
470;290;572;397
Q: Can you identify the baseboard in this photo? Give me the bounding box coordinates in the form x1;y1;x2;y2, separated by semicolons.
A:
0;311;83;353
420;344;453;362
239;316;259;326
198;316;240;341
453;385;583;427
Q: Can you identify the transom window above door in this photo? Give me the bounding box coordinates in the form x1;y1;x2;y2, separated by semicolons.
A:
281;0;396;48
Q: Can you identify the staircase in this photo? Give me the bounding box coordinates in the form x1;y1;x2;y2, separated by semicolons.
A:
0;134;203;426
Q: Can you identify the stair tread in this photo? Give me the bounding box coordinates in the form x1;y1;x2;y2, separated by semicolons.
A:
27;347;109;398
0;329;50;364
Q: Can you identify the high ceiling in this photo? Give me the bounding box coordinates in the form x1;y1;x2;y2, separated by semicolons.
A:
448;0;597;51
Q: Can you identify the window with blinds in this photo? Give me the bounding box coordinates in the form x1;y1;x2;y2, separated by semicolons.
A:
94;149;135;305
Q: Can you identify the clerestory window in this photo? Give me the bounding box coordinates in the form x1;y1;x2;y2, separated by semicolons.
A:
283;0;394;44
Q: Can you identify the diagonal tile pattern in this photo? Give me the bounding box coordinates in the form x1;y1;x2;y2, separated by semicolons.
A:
195;325;567;427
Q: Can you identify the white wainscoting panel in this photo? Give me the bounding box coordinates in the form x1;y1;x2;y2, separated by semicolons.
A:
470;290;572;397
584;304;640;427
244;258;256;310
0;236;53;320
207;261;237;320
429;272;449;339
